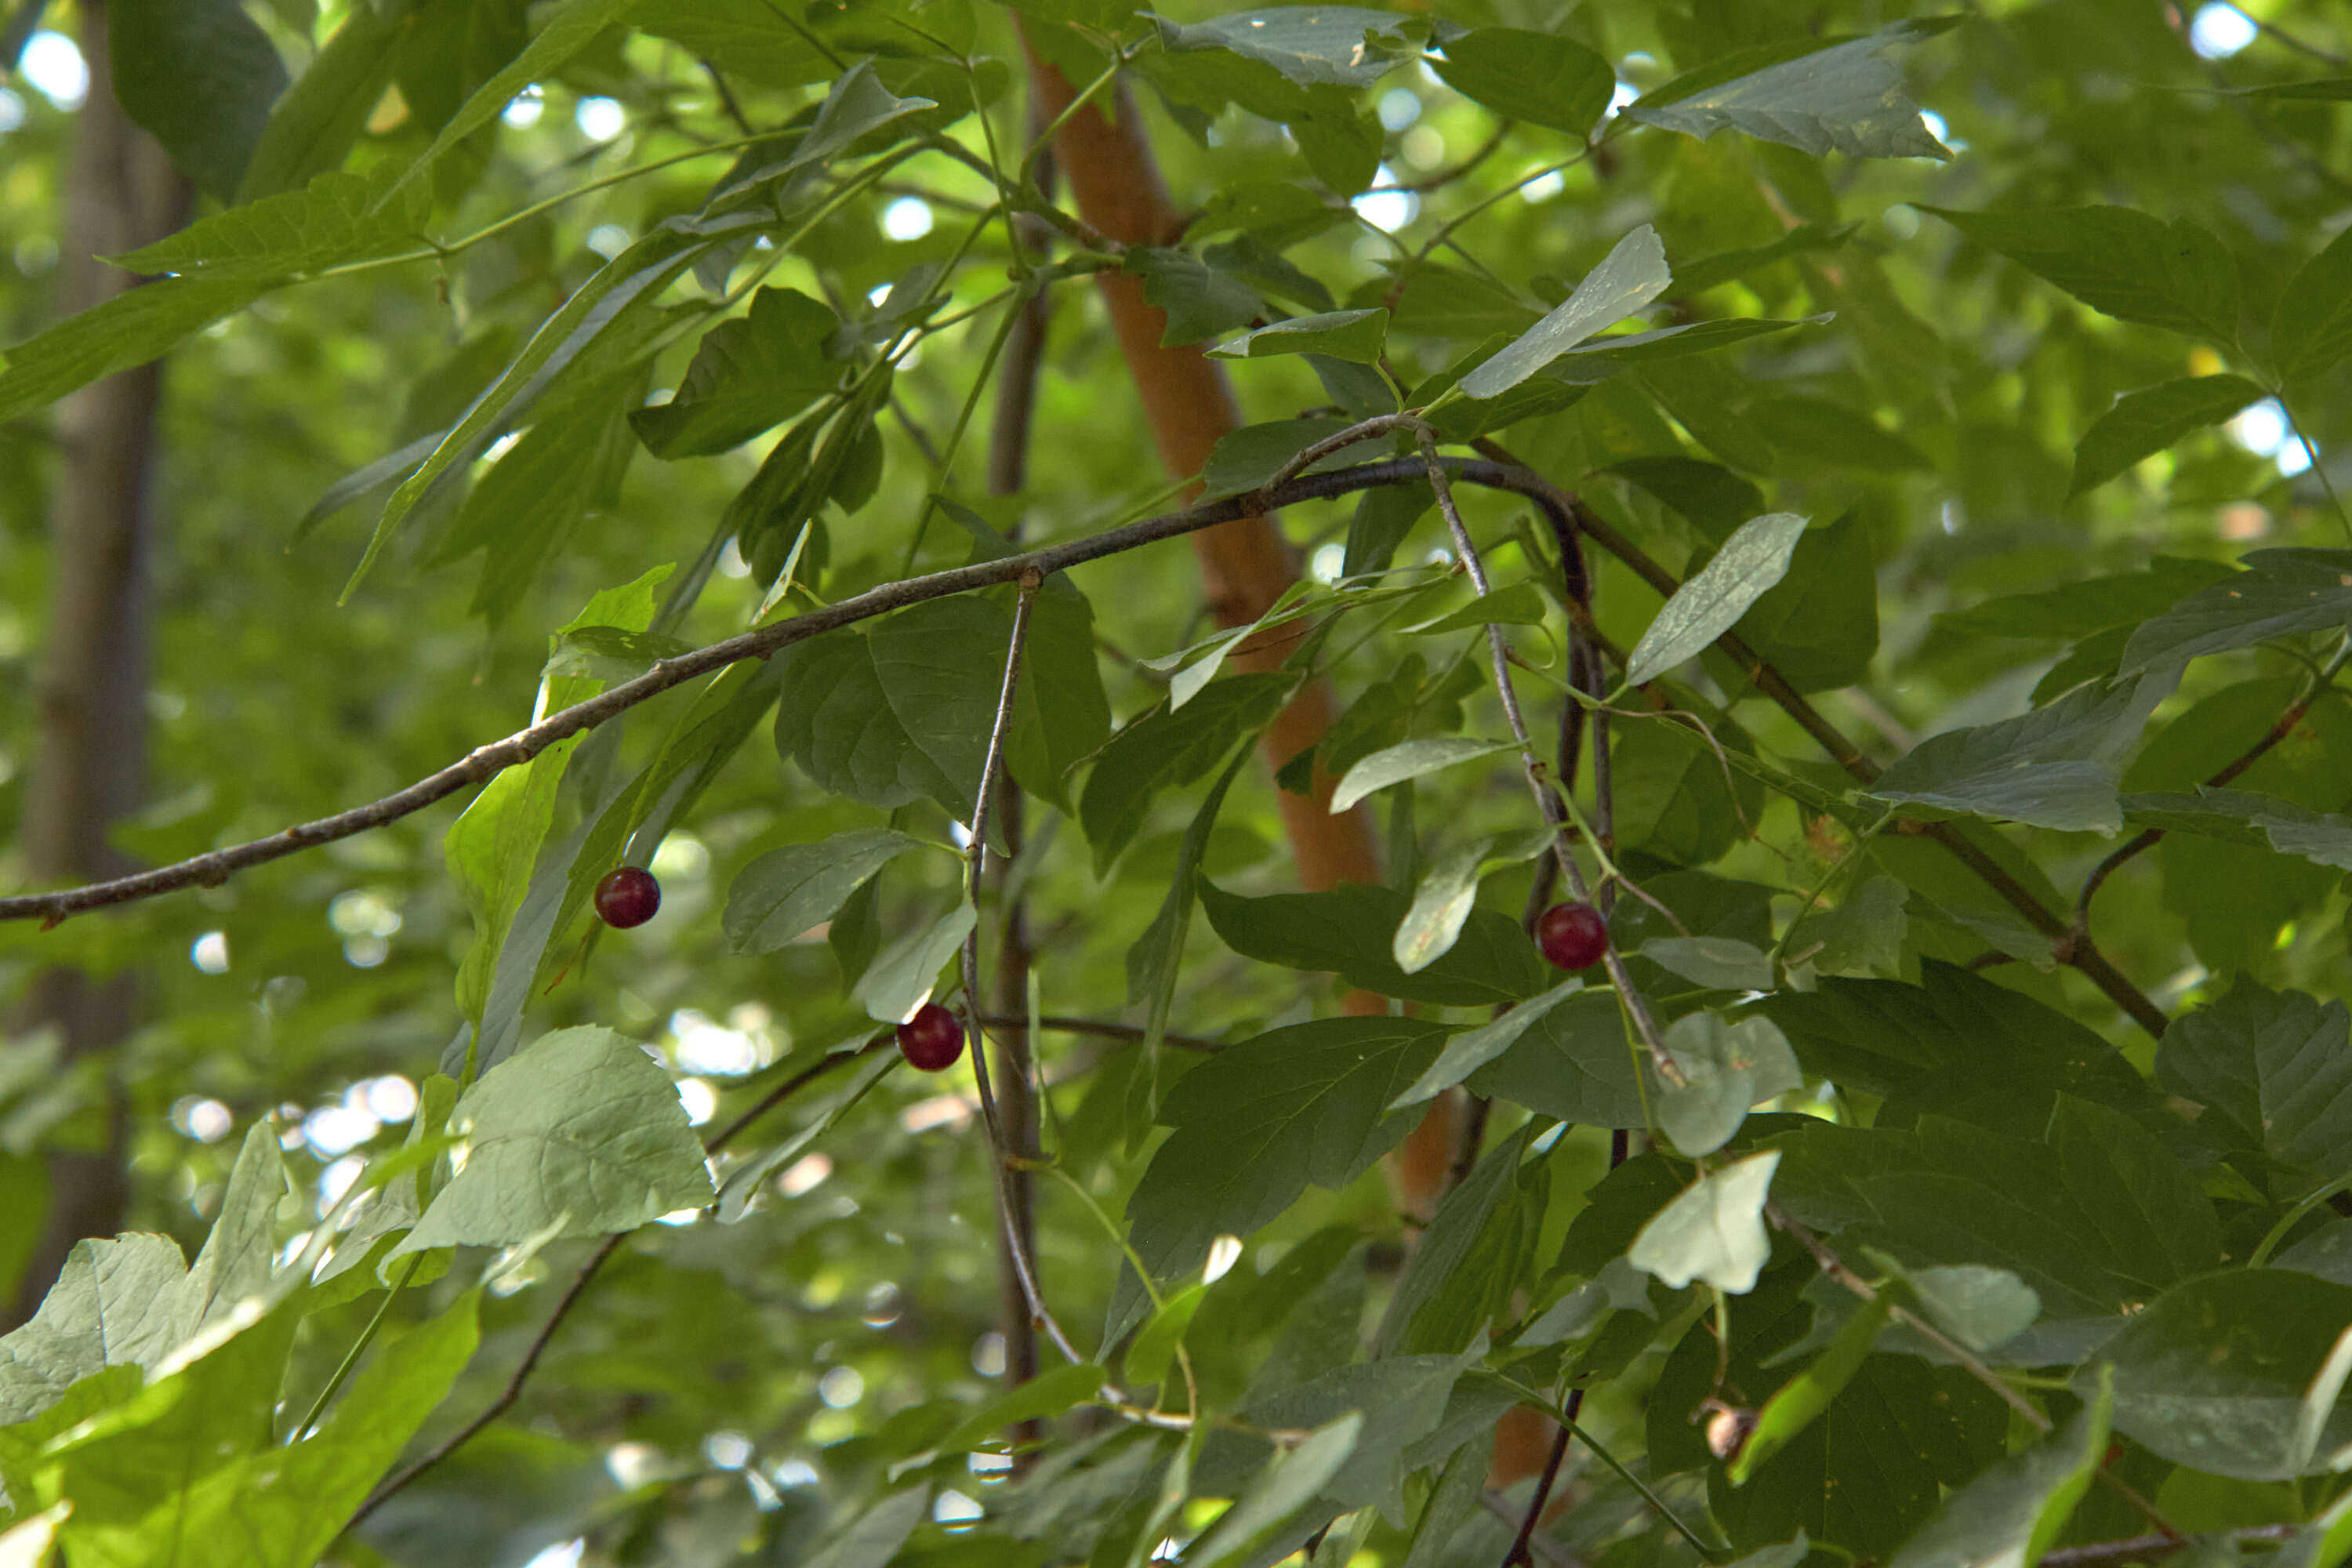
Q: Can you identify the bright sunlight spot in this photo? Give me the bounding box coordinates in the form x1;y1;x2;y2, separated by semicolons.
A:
361;1075;419;1123
882;196;935;241
503;85;544;128
703;1432;753;1470
972;1331;1007;1376
1203;1233;1244;1284
19;32;87;110
1521;167;1566;204
675;1077;717;1126
191;931;230;975
2190;3;2258;58
818;1366;865;1408
304;1103;379;1158
1352;165;1417;230
171;1096;234;1143
521;1539;584;1568
2231;397;2313;474
0;89;26;133
779;1152;833;1197
575;96;626;140
1377;88;1421;130
1308;541;1346;583
936;1490;985;1526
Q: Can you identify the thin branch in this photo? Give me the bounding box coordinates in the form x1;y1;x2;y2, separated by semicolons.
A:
2039;1526;2296;1568
1480;1490;1584;1568
347;1231;624;1528
2076;633;2352;928
699;58;754;136
1502;1388;1581;1568
956;575;1091;1371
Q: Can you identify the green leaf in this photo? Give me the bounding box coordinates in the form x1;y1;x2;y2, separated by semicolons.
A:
1330;737;1518;815
808;1486;932;1568
1200;879;1551;1007
109;0;290;201
935;1362;1108;1454
1401;581;1552;636
348;224;717;598
2278;1486;2352;1568
1611;458;1766;542
1749;397;1929;472
1787;875;1908;978
1629;1151;1780;1294
393;1025;714;1253
2125;786;2352;870
1643;937;1775;993
1892;1264;2041;1354
1672;224;1858;295
2121;549;2352;676
630;287;841;457
1886;1368;2110;1568
2274;224;2352;383
1126;246;1266;347
1730;1294;1893;1484
1127;746;1254;1062
855;906;978;1025
1125;1017;1454;1285
1244;1350;1476;1521
2100;1270;2352;1479
1863;679;2152;833
0;1235;188;1427
1188;1414;1363;1568
2048;1094;2223;1290
114;166;426;283
1154;8;1408;88
772;600;1015;822
1466;990;1650;1127
1378;1125;1542;1357
1657;1013;1802;1157
1080;675;1293;870
1625;23;1952;160
724;829;927;953
1428;27;1614;136
2158;981;2352;1183
0;277;265;426
236;0;404;199
1921;205;2241;341
1392;830;1550;975
1624;513;1809;685
1460;227;1671;399
1196;416;1385;499
714;1048;897;1222
2068;375;2264;498
1943;556;2238;640
1210;308;1390;365
1717;508;1878;694
1391;978;1582;1109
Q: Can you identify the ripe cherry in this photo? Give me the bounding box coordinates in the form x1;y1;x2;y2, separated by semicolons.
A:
1535;901;1609;971
896;1003;964;1072
593;866;661;929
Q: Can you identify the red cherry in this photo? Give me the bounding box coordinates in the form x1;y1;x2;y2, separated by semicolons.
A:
1535;901;1609;971
896;1004;964;1072
593;866;661;929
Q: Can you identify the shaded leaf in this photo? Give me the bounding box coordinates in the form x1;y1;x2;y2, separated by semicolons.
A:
1864;679;2154;833
110;0;290;200
1467;989;1650;1127
1079;675;1294;871
1330;737;1517;815
2158;981;2352;1183
629;287;840;457
1886;1370;2110;1568
2275;223;2352;383
1209;308;1389;364
855;905;977;1025
1392;978;1582;1109
1922;205;2240;341
1200;879;1551;1006
1626;23;1952;160
1657;1013;1802;1157
1429;27;1613;136
724;830;926;953
1154;8;1408;88
2069;375;2264;498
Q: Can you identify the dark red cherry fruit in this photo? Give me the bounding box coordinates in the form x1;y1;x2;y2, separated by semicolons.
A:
896;1003;964;1072
1535;901;1609;971
593;866;661;929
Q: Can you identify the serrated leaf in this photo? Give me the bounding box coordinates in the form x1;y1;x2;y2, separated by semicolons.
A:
1189;1413;1363;1568
2276;224;2352;383
1400;581;1551;636
2121;548;2352;676
1629;1151;1780;1294
1330;737;1517;815
2125;785;2352;871
1922;205;2241;341
1626;23;1952;160
1428;27;1613;136
1153;8;1408;88
1127;246;1266;347
1788;875;1908;978
1643;937;1774;992
0;277;266;425
1210;307;1389;364
724;830;926;953
1126;1017;1454;1285
935;1363;1107;1454
1886;1370;2110;1568
1460;227;1671;399
2068;374;2263;498
1731;1294;1893;1484
1196;415;1384;499
393;1026;713;1254
630;287;841;457
1864;679;2153;833
1625;513;1809;685
1081;676;1293;870
1466;990;1650;1127
2100;1270;2352;1479
2158;981;2352;1183
1391;830;1550;975
1390;978;1581;1110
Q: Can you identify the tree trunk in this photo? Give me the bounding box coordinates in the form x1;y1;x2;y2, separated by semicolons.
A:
7;0;190;1327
